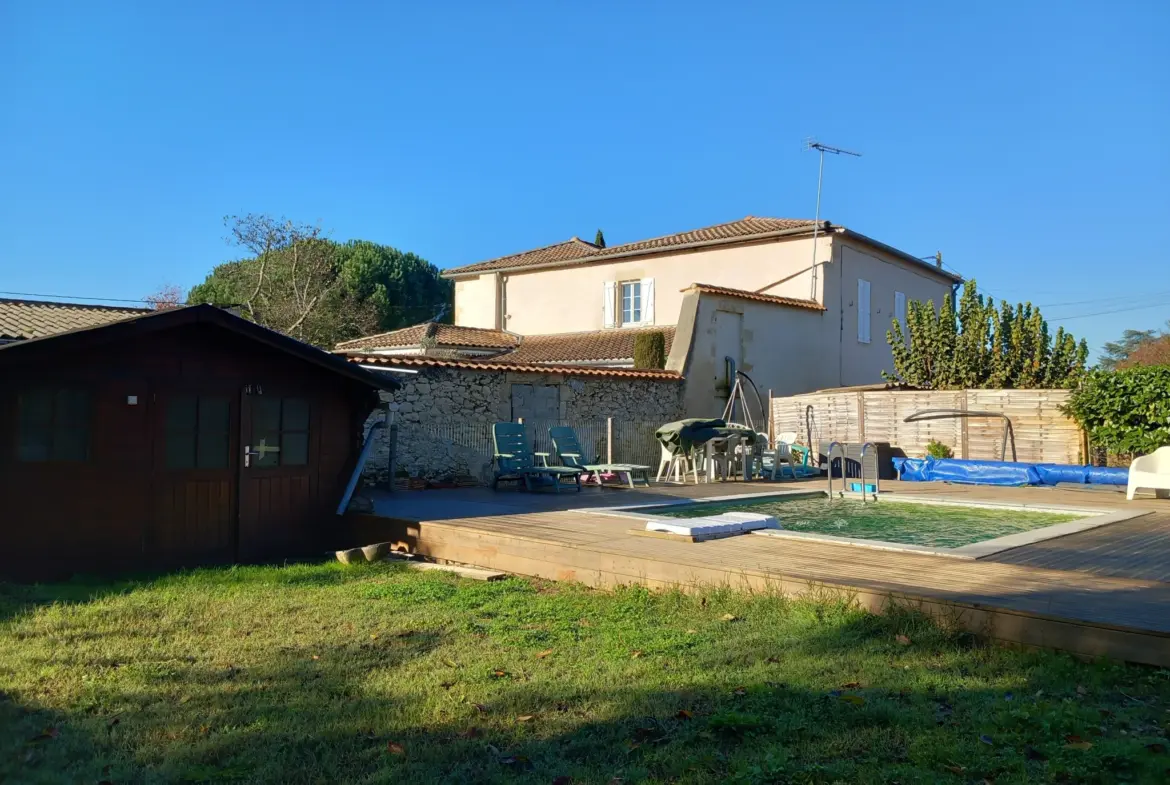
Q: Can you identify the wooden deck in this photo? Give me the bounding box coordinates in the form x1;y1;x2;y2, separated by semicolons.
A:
352;480;1170;667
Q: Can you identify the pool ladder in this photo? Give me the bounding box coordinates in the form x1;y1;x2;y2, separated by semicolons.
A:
826;441;880;502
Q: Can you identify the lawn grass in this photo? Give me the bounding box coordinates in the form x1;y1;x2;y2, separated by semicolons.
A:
2;561;1168;784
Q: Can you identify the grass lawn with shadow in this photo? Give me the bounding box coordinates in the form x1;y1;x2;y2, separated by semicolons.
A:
2;561;1169;784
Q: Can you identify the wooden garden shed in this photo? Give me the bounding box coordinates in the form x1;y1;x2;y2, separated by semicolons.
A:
0;304;396;581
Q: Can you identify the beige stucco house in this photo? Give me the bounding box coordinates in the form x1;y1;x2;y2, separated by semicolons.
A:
337;216;960;419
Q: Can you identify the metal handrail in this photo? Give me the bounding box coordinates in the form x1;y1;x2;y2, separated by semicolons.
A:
826;441;845;498
860;442;880;502
902;409;1018;462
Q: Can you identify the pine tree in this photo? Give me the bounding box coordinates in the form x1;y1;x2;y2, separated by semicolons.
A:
594;229;606;248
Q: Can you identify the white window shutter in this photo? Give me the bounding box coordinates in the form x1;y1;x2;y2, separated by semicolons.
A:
640;278;655;325
894;291;907;326
602;280;616;328
858;279;871;344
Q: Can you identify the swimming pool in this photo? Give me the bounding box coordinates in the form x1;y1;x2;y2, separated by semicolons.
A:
609;491;1138;558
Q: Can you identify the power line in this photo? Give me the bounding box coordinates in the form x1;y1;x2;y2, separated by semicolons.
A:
1038;290;1170;308
0;289;452;312
1048;302;1170;322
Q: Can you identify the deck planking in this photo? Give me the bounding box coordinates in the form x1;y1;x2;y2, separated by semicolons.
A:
359;479;1170;666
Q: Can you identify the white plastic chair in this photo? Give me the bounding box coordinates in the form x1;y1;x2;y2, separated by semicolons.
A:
656;443;699;484
1127;446;1170;500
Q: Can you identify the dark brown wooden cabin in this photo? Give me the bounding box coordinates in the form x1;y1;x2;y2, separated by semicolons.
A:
0;304;396;582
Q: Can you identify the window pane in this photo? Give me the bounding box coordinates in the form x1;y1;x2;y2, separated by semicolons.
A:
17;390;53;462
198;397;229;433
282;432;309;466
166;395;198;430
252;397;281;433
196;430;229;469
254;430;281;466
166;429;196;469
282;398;309;431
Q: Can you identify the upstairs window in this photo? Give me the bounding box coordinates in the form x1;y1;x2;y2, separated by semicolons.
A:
621;281;642;325
17;387;90;462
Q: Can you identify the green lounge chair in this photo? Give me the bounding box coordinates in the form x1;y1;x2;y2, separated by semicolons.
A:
549;425;651;489
492;422;582;493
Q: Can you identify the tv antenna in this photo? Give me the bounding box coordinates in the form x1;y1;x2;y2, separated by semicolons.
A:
803;138;862;299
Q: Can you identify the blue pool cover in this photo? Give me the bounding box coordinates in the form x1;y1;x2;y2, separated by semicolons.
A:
892;457;1128;487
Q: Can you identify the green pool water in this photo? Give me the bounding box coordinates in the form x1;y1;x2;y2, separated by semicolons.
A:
653;496;1083;548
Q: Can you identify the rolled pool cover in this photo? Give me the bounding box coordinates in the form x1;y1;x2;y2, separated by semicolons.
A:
892;457;1128;487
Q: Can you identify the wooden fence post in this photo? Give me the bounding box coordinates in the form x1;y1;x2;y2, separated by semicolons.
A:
856;392;866;443
960;391;970;459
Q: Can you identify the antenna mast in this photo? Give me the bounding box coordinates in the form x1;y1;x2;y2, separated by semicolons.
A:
804;139;862;299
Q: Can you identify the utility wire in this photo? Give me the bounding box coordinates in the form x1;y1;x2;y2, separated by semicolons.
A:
1048;302;1170;322
0;290;452;312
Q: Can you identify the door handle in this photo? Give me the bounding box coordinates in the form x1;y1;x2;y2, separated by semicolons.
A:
244;445;261;468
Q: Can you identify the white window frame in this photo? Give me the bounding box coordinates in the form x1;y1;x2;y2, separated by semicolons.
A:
619;280;642;326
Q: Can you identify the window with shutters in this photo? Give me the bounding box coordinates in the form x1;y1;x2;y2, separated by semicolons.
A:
16;387;91;462
620;280;642;325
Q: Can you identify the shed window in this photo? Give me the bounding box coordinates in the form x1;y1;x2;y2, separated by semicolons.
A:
17;388;90;462
251;397;310;467
165;395;230;469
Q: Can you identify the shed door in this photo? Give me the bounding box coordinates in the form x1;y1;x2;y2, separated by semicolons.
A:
150;389;237;568
238;388;320;562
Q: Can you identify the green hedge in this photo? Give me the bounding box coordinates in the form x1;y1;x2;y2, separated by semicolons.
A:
1062;366;1170;456
633;331;667;369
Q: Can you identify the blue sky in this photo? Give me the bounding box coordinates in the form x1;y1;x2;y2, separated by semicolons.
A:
1;0;1167;356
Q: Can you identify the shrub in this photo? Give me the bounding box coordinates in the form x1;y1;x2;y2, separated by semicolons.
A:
1062;365;1170;456
925;440;954;459
633;331;667;369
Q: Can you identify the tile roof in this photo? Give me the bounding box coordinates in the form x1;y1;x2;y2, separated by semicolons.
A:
444;216;818;277
347;354;682;380
504;325;676;364
0;298;151;341
684;283;826;311
334;322;518;351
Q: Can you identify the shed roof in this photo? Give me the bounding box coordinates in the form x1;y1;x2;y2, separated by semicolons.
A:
0;304;398;390
0;297;151;341
347;354;681;380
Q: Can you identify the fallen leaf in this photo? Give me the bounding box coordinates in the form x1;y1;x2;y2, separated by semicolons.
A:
387;741;405;755
1025;746;1048;761
733;686;747;697
535;649;554;659
943;763;966;774
440;681;455;690
721;613;739;622
443;658;459;668
630;650;643;659
979;734;994;745
370;634;378;640
459;727;482;739
517;715;534;722
841;681;862;689
473;703;489;713
492;670;509;678
1146;743;1167;754
1064;734;1086;744
676;709;693;720
1065;741;1093;751
765;655;781;664
685;629;697;634
311;655;320;661
895;634;911;646
839;695;866;706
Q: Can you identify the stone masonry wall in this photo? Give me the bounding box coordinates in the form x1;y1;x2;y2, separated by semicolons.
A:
361;366;683;486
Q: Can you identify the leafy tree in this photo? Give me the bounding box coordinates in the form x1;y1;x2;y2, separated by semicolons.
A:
1098;322;1169;369
633;331;667;369
1119;334;1170;368
188;214;452;348
594;229;606;248
884;280;1087;390
1063;366;1170;455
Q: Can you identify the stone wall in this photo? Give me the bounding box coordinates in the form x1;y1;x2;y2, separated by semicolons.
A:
361;366;683;485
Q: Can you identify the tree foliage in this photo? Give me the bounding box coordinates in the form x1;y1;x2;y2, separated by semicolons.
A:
885;280;1087;390
144;284;184;310
594;229;606;248
1119;334;1170;369
188;215;452;348
1062;366;1170;455
1098;321;1170;369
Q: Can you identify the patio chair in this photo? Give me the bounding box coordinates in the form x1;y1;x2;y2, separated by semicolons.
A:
656;443;699;484
492;422;582;493
549;426;651;489
1127;446;1170;500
